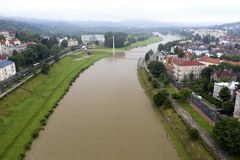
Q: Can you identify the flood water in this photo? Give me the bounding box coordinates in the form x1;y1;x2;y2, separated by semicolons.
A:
25;34;181;160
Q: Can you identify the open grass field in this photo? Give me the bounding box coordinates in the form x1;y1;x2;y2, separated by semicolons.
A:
137;69;215;160
0;50;111;160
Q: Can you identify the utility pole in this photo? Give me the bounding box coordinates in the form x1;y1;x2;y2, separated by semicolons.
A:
113;36;115;55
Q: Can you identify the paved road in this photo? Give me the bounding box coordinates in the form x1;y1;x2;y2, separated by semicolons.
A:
171;98;229;160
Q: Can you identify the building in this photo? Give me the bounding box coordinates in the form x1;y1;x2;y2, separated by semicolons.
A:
67;39;78;47
173;59;205;81
199;56;221;67
187;46;209;56
0;31;10;39
82;35;105;44
211;69;237;82
213;81;239;100
233;90;240;118
0;60;16;82
220;35;240;44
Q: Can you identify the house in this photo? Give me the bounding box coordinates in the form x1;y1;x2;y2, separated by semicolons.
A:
0;60;16;82
199;56;221;67
233;90;240;118
67;39;78;47
187;46;209;56
172;59;205;81
213;81;239;100
211;69;237;82
82;35;105;45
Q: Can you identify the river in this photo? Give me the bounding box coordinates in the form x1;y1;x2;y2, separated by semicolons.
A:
25;34;181;160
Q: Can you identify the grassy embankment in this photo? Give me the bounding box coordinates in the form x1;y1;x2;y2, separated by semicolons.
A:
0;36;161;160
137;68;216;160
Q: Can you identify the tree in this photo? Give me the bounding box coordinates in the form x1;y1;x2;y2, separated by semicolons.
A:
158;43;164;51
200;67;214;79
147;61;166;77
0;35;5;40
222;101;234;114
213;118;240;154
104;32;127;48
145;53;150;62
189;128;199;140
189;72;194;82
41;62;50;74
219;87;231;101
179;88;191;99
208;82;214;93
164;98;172;108
61;39;68;48
153;90;169;106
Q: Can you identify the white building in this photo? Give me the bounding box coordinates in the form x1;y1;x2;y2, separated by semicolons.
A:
213;82;239;100
0;60;16;81
187;46;209;56
82;35;105;44
67;39;78;47
173;59;205;81
234;90;240;118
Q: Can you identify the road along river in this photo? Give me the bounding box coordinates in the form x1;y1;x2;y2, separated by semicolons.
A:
25;34;181;160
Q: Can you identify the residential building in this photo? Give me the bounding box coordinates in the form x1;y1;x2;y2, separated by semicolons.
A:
213;81;239;100
67;39;78;47
199;56;221;67
234;90;240;118
220;35;240;44
187;46;209;56
173;59;205;81
82;35;105;44
211;69;237;82
0;60;16;82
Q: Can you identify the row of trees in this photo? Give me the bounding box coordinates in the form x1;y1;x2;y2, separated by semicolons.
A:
104;32;128;48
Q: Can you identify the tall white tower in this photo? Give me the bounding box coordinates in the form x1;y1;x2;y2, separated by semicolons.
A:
113;36;115;55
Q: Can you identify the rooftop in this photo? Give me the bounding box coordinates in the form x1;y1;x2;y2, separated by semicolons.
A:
199;56;221;64
173;58;204;66
0;60;14;68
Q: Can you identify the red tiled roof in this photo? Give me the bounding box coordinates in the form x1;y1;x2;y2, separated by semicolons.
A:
199;56;221;64
173;59;204;66
222;60;240;66
0;55;7;60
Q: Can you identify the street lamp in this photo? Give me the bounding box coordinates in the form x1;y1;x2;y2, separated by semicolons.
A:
190;92;195;104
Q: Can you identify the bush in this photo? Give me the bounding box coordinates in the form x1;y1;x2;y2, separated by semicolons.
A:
152;79;159;88
163;79;170;86
189;127;199;140
172;93;181;99
153;90;169;107
164;98;172;108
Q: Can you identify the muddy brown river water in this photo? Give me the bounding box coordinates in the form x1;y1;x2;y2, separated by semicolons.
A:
25;34;181;160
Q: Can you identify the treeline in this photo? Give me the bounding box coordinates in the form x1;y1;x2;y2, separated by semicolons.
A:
104;32;151;48
157;40;181;52
220;54;240;62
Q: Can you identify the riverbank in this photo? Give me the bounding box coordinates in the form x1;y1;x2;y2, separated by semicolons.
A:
137;68;216;160
0;36;162;160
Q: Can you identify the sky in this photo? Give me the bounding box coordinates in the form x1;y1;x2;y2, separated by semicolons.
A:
1;0;240;23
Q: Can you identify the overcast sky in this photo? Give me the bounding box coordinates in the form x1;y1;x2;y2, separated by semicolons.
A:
1;0;240;23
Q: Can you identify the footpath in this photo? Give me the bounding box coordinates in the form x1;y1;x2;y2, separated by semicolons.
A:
170;95;229;160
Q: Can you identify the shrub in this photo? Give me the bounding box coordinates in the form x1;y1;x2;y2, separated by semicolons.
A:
163;79;170;86
189;127;199;140
172;93;181;99
152;79;159;88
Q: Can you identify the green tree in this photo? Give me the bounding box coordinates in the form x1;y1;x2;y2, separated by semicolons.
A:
189;72;194;82
153;90;169;107
219;87;231;101
0;35;5;40
41;62;50;74
213;118;240;154
222;101;234;114
104;32;127;48
164;98;172;108
200;67;214;79
179;88;191;99
158;43;164;51
61;39;68;48
147;61;166;77
208;82;214;93
145;53;150;62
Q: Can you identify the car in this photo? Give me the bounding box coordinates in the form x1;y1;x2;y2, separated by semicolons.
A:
197;96;202;100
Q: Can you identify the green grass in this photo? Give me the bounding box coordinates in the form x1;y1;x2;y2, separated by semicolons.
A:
177;100;213;135
0;51;111;160
123;36;162;50
137;69;215;160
